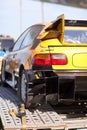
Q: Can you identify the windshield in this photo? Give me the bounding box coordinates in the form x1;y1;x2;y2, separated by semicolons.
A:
64;30;87;43
0;39;14;50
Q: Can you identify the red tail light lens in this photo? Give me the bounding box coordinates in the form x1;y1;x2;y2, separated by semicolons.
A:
33;54;68;66
33;54;51;66
51;54;68;65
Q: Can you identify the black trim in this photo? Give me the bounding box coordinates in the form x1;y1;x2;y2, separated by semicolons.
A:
45;19;62;31
31;39;41;49
65;20;87;27
32;65;52;70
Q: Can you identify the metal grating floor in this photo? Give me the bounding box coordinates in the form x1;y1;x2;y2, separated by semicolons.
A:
0;86;65;130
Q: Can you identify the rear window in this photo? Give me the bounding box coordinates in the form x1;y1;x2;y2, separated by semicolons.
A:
0;39;14;50
64;30;87;44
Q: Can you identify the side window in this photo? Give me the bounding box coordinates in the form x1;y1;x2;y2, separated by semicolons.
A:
20;25;44;49
13;28;29;51
20;29;33;49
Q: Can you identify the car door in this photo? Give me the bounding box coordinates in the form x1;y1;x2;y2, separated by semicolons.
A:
5;28;29;73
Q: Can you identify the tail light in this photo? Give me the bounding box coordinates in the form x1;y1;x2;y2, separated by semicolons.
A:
51;54;68;65
33;54;51;66
33;53;68;66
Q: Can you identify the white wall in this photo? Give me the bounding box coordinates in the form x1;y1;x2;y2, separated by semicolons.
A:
0;0;87;39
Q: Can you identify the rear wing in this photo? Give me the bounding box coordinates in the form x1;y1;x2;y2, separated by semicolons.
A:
46;14;64;43
40;14;64;43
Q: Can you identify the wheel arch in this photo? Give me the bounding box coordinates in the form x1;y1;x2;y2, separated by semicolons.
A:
18;64;34;81
19;64;24;77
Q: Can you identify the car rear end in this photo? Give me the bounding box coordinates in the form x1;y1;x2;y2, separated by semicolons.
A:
32;17;87;106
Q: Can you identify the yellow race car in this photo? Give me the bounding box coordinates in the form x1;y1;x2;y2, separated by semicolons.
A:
1;14;87;107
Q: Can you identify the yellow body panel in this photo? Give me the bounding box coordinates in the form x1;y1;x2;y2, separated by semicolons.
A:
36;32;87;70
73;53;87;67
49;46;87;70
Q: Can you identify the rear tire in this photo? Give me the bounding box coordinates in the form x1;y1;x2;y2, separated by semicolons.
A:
17;70;36;108
1;61;7;87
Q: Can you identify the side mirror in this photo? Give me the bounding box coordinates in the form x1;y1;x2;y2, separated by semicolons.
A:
3;48;6;52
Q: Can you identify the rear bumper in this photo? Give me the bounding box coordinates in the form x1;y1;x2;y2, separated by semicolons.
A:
27;70;87;105
43;71;87;104
54;70;87;77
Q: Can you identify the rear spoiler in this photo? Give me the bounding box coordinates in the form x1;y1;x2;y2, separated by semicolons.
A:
45;14;64;31
65;19;87;27
40;14;64;43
